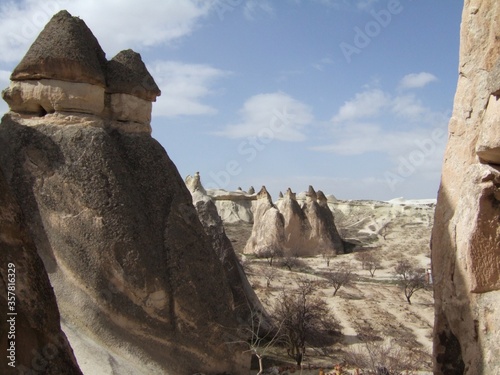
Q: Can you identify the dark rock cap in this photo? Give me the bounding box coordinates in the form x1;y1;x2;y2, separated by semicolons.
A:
285;188;297;200
106;49;161;101
10;10;107;87
317;190;328;205
256;186;272;202
306;185;317;200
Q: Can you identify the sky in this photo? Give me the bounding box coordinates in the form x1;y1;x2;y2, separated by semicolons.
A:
0;0;464;201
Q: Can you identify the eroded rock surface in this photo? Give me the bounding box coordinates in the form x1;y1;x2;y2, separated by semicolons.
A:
2;10;159;131
431;1;500;373
244;186;286;256
0;169;82;375
186;172;264;320
0;10;248;375
244;185;344;257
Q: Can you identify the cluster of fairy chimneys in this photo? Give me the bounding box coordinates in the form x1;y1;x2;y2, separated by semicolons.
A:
1;10;160;130
244;184;345;257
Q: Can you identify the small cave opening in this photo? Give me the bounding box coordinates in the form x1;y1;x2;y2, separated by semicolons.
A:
36;106;48;117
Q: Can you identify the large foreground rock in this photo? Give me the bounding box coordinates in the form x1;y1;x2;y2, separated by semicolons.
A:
0;169;82;375
431;1;500;374
0;11;248;375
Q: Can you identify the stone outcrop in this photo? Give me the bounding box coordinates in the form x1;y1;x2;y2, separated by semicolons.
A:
208;188;257;224
2;10;160;131
0;11;248;375
0;169;82;375
243;186;285;256
431;1;500;374
185;172;264;319
301;186;345;255
275;188;311;255
244;185;344;257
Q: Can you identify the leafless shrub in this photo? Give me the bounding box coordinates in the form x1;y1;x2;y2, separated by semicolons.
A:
325;262;355;296
344;339;431;374
272;277;340;366
276;255;308;272
394;259;427;304
255;246;284;267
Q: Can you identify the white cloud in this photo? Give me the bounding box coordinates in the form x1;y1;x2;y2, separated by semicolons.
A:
149;61;229;118
332;89;391;123
399;72;437;89
391;94;426;119
216;92;314;142
332;87;433;124
243;0;274;20
312;123;433;156
0;0;213;63
317;84;450;161
312;57;333;71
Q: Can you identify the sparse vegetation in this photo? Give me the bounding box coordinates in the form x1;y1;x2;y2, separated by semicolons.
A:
394;259;427;304
345;339;431;374
272;277;339;366
325;261;354;296
238;309;284;375
277;255;308;272
256;246;284;267
355;251;382;277
263;266;277;288
225;200;435;373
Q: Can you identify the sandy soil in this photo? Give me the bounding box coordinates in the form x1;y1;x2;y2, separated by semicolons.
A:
231;201;435;374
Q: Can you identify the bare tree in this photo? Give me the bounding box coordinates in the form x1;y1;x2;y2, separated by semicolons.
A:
256;246;283;267
345;338;431;374
355;251;382;277
263;266;277;288
366;254;382;278
225;308;284;375
322;252;333;267
394;259;427;304
244;310;284;375
277;255;308;272
326;262;354;296
272;277;339;366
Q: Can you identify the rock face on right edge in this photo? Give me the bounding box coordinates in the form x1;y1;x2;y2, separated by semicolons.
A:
431;1;500;374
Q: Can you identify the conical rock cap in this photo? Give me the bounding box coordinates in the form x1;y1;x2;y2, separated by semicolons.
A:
11;10;107;86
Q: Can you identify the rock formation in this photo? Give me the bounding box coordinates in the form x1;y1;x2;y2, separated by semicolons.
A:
243;186;286;256
185;172;264;319
3;10;159;132
301;186;345;255
0;169;82;375
0;11;248;375
431;1;500;374
208;188;257;224
244;186;344;257
275;188;311;255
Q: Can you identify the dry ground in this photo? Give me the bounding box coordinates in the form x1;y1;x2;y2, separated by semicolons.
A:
227;202;435;374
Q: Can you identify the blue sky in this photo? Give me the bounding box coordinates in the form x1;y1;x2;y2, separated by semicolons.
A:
0;0;463;200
